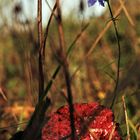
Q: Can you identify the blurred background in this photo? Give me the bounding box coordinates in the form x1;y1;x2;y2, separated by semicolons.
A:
0;0;140;139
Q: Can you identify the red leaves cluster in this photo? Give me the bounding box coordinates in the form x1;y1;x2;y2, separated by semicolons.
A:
42;102;122;140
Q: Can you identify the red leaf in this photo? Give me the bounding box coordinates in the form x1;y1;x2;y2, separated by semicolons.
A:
42;103;122;140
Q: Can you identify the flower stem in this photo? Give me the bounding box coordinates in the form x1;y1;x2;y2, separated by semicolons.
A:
106;1;121;109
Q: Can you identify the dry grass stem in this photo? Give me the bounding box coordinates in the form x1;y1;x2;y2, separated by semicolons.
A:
119;0;135;26
122;95;130;140
109;123;116;140
71;2;125;80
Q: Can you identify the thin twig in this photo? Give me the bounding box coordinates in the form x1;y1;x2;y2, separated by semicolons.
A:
20;1;51;140
71;3;125;81
122;96;130;140
106;1;121;110
109;123;117;140
0;87;7;101
42;23;89;101
56;0;76;138
43;2;57;59
38;0;43;54
119;0;135;26
38;0;44;101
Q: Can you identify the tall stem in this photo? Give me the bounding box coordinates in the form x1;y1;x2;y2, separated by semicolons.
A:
106;0;121;109
37;0;44;101
56;0;76;138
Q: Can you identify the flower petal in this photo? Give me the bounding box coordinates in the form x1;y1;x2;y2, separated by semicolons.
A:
98;0;105;7
88;0;97;7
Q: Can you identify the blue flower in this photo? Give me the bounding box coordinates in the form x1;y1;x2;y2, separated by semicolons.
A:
88;0;105;7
